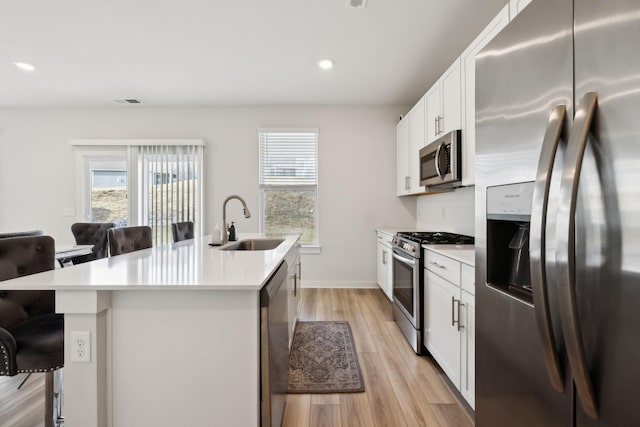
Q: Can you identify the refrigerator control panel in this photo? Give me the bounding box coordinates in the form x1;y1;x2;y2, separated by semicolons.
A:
487;181;534;219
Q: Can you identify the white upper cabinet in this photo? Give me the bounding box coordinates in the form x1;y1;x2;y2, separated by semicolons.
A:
407;96;426;194
509;0;533;19
460;5;510;186
426;59;461;144
396;116;410;196
397;95;427;196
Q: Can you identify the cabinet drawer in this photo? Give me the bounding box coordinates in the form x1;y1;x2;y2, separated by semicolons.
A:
424;250;461;286
461;263;475;295
377;231;393;246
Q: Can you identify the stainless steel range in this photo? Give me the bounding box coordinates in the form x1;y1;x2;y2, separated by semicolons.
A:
391;231;474;354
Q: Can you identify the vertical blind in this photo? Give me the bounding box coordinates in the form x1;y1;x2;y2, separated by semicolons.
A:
135;145;203;245
259;130;318;186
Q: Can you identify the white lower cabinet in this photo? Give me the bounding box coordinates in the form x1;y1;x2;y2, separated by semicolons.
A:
460;288;475;408
376;231;393;300
287;252;301;347
424;270;461;386
423;249;475;408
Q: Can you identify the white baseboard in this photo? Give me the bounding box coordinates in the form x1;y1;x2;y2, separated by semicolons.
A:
300;280;378;289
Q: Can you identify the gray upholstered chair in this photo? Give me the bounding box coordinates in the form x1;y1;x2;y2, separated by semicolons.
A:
0;230;43;239
0;235;64;426
107;226;153;256
70;222;114;264
171;221;194;242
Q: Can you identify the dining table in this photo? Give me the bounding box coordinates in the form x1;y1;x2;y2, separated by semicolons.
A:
55;244;94;267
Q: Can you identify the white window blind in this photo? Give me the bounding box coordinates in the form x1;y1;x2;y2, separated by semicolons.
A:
259;129;319;245
259;131;318;186
134;144;203;246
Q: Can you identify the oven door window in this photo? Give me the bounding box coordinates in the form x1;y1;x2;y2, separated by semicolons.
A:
421;150;439;182
393;256;414;318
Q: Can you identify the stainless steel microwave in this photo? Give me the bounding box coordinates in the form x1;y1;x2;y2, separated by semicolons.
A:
419;130;462;187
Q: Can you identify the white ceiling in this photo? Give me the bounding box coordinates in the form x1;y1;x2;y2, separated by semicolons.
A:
1;0;507;107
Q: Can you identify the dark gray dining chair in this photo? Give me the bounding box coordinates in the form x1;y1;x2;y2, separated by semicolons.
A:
0;230;43;239
107;226;153;256
0;235;64;427
70;222;115;264
171;221;194;242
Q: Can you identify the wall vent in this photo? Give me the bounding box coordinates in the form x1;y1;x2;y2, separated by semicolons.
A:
346;0;367;8
113;98;143;104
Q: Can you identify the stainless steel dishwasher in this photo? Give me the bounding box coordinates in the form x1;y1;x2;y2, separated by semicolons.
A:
260;261;289;427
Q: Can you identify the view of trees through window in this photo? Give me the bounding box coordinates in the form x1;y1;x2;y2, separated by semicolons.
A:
264;190;316;243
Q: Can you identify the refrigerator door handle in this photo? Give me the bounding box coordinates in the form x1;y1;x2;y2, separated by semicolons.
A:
557;91;599;419
530;104;567;393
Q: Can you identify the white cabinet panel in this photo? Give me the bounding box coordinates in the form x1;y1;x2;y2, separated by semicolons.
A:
397;96;426;196
287;254;301;347
424;250;461;286
426;84;441;143
461;263;475;295
461;5;510;186
396;116;410;196
424;269;461;387
425;59;461;145
408;98;426;194
461;289;475;409
441;60;462;135
423;248;475;407
376;231;393;300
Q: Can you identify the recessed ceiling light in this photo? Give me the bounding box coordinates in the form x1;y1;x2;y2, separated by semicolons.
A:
318;59;334;70
13;61;36;72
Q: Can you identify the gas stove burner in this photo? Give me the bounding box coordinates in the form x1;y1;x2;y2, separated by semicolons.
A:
396;231;474;245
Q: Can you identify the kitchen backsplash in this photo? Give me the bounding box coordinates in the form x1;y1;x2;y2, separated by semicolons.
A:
416;186;475;236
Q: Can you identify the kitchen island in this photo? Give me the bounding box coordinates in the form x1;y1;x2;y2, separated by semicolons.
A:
0;233;301;427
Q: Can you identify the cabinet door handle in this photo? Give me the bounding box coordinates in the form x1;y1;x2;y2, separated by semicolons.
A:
435;117;439;135
438;115;444;134
458;302;465;332
451;297;461;329
451;296;456;326
430;261;446;270
293;273;297;297
382;250;387;265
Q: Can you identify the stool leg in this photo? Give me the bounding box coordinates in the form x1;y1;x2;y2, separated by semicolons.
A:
17;372;32;389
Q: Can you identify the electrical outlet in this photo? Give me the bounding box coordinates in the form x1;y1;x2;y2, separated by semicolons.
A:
71;331;91;363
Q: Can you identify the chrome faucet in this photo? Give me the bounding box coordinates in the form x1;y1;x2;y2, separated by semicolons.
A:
222;195;251;244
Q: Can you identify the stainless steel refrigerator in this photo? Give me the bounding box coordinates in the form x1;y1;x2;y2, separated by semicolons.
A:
475;0;640;425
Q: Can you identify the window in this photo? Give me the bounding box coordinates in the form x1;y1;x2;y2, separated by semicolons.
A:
73;140;204;246
259;129;318;246
132;145;202;245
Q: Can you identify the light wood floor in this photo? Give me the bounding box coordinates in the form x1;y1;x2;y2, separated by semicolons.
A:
283;288;474;427
0;288;473;427
0;373;45;427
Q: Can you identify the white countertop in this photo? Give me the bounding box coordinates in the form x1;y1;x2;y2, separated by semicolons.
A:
422;244;475;266
0;233;301;291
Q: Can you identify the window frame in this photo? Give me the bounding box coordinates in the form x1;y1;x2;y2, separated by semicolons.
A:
71;139;205;246
258;128;320;250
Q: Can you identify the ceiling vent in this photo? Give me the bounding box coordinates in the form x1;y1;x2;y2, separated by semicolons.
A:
113;98;143;104
346;0;367;8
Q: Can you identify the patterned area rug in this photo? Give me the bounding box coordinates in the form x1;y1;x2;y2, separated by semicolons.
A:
288;321;365;394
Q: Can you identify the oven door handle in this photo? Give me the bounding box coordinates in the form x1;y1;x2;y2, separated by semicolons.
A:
392;251;416;267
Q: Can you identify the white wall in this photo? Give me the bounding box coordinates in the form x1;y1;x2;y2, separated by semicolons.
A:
416;186;475;236
0;106;416;286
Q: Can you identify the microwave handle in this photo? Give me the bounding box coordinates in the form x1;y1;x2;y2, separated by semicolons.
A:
434;142;444;179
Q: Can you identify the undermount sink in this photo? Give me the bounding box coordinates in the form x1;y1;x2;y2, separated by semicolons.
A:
221;239;285;251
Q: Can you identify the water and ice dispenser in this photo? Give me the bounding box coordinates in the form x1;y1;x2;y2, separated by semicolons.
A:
486;182;534;304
